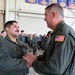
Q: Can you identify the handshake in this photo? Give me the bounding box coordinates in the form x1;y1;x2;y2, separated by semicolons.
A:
23;53;37;68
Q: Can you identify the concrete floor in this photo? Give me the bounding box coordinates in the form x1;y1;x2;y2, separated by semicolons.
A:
27;49;44;75
29;67;40;75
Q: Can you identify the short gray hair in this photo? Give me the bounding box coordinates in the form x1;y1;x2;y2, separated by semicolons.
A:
45;3;64;18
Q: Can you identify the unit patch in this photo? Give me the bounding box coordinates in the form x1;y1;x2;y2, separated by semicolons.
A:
0;42;3;48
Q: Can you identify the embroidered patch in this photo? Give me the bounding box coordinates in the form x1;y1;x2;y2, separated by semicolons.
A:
0;43;3;48
55;35;65;42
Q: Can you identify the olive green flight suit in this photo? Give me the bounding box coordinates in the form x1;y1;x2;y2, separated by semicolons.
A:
0;36;28;75
32;21;75;75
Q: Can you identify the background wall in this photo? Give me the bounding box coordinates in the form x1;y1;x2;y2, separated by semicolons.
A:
0;0;5;31
0;0;75;35
18;13;50;35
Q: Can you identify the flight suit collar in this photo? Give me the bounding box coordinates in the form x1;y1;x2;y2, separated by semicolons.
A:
52;20;65;35
5;36;19;45
5;36;25;56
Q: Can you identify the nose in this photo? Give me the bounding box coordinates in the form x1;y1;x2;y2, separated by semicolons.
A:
17;26;19;29
17;27;19;32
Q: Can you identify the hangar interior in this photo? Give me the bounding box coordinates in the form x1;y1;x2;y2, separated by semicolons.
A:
0;0;75;35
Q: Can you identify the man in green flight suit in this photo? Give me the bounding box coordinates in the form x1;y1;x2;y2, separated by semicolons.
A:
23;3;75;75
0;20;29;75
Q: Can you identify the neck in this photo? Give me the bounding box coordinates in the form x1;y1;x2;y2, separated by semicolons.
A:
53;18;63;30
7;35;18;43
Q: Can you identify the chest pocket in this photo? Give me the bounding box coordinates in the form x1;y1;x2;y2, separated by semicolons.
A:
3;39;24;58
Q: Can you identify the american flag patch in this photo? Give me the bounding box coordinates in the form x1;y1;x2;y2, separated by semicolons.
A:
55;35;65;42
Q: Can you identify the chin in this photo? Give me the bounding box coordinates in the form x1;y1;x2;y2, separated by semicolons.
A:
15;34;19;37
17;34;19;36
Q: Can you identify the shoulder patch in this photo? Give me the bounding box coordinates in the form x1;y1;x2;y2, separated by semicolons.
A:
55;35;65;42
0;42;3;48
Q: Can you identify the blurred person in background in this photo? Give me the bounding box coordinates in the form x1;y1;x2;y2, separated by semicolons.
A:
32;33;38;55
18;30;25;44
0;30;6;39
44;31;52;51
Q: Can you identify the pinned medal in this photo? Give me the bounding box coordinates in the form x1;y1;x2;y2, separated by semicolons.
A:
55;35;65;42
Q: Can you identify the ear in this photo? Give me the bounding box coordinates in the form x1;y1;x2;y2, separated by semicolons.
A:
5;27;9;32
52;12;56;17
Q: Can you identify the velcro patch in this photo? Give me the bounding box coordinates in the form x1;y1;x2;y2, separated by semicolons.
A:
55;35;65;42
0;43;3;48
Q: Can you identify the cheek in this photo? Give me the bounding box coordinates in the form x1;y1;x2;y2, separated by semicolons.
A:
12;28;16;32
10;29;15;33
45;17;49;22
47;18;51;23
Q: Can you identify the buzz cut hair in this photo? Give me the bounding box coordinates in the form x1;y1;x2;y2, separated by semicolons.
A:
45;3;64;18
4;20;18;29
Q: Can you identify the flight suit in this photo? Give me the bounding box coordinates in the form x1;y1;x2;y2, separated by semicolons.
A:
32;21;75;75
0;36;28;75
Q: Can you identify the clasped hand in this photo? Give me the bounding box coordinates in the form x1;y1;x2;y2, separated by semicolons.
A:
23;53;37;68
